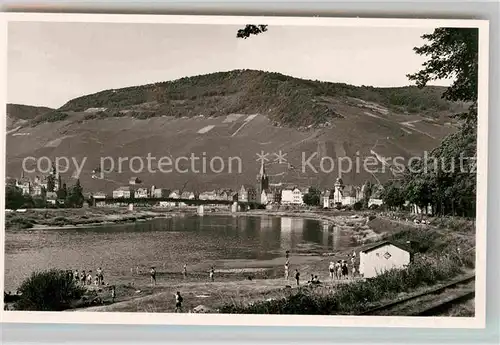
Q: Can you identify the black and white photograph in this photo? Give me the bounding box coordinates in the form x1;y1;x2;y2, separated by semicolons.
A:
1;14;488;327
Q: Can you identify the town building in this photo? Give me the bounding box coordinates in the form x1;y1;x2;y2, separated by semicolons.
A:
229;191;239;202
129;177;141;185
322;180;364;208
321;190;332;208
332;177;344;204
152;188;171;198
16;180;31;195
180;191;195;200
265;187;282;204
260;190;268;205
135;187;149;198
281;187;304;205
359;241;412;278
368;198;383;208
199;190;218;200
92;192;106;199
113;186;133;199
216;189;233;201
169;190;180;199
46;192;58;205
238;185;258;203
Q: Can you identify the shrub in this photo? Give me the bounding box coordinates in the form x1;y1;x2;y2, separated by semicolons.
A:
219;257;463;315
31;110;69;125
5;216;35;229
15;269;85;311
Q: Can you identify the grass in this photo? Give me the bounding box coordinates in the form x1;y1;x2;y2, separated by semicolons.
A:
441;299;474;317
219;256;464;314
218;213;475;315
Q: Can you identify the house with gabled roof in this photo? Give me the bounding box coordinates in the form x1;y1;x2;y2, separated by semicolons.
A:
359;241;412;278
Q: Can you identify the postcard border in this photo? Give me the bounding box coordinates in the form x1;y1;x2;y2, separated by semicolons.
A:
0;12;489;329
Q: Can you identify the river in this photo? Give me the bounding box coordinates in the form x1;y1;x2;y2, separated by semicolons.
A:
4;214;354;292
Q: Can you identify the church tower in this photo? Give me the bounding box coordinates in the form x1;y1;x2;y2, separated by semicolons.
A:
256;160;270;203
333;177;345;204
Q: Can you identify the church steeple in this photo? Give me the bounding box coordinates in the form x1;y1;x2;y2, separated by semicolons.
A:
257;160;269;191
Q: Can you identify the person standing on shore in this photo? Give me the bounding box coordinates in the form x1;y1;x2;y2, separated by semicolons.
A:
284;260;290;280
183;264;187;279
295;269;300;286
111;286;116;303
81;270;86;286
97;267;103;285
341;261;348;279
87;270;93;285
150;267;157;286
209;266;215;282
175;291;183;312
335;261;342;280
329;262;335;281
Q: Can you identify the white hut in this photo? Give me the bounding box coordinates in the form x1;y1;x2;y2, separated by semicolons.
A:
359;241;411;278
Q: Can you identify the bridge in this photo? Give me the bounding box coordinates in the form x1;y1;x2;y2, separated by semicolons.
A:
91;196;261;209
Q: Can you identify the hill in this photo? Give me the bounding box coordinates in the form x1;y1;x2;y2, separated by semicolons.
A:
6;70;464;192
6;104;55;131
58;70;463;128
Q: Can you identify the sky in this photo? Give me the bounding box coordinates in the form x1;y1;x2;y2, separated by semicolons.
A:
7;21;451;108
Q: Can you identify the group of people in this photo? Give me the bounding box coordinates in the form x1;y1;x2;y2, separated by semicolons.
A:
69;267;105;287
284;250;358;287
328;260;351;280
147;265;216;287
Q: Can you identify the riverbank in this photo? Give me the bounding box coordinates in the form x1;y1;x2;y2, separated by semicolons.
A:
4;207;196;231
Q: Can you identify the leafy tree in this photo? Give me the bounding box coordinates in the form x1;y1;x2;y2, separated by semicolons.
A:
66;179;84;208
46;174;55;192
6;185;26;210
32;195;47;209
57;182;68;200
381;181;406;210
407;28;478;124
40;186;47;199
404;28;478;217
361;180;373;208
237;25;268;39
353;201;363;211
15;269;85;311
303;187;321;206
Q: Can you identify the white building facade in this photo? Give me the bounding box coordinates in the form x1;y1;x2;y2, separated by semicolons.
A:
359;241;411;278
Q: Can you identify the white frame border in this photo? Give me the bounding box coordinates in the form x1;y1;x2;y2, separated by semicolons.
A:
0;12;489;329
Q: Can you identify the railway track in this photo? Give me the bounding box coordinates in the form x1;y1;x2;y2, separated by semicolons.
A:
360;274;475;316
